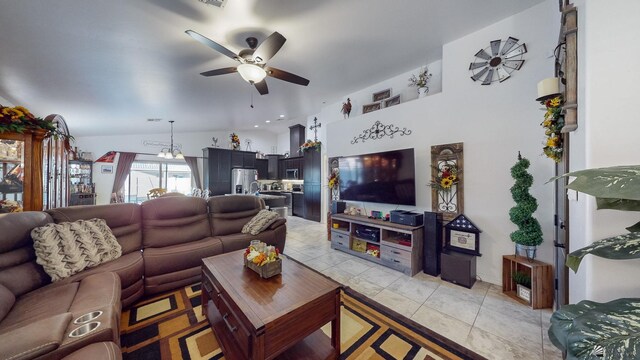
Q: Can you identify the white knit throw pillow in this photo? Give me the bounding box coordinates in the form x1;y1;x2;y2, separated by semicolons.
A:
241;210;280;236
31;218;122;282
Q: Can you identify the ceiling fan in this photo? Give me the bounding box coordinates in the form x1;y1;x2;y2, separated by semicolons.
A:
185;30;310;95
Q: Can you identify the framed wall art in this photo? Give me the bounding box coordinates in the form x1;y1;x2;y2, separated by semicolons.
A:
362;102;382;114
101;165;113;174
384;95;401;107
430;142;464;222
372;89;391;102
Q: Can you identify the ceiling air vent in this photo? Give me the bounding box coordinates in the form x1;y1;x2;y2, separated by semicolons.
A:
198;0;226;8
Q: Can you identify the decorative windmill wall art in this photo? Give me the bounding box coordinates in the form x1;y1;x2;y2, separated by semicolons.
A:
469;36;527;85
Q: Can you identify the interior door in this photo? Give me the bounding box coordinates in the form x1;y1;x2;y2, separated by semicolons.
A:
554;135;570;308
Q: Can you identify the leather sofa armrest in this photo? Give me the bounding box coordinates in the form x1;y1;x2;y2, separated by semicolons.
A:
268;218;286;230
0;312;72;360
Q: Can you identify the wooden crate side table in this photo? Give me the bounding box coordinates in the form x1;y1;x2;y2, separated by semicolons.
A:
502;255;554;309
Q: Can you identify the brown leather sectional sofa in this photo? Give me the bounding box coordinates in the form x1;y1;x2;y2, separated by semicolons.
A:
0;195;286;360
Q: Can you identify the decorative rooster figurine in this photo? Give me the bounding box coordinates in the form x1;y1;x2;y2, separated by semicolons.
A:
341;98;352;119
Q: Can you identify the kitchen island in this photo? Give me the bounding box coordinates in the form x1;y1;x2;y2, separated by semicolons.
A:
225;193;287;210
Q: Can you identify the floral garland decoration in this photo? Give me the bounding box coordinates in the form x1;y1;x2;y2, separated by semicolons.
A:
0;104;72;143
230;132;240;149
300;139;321;153
328;168;339;189
541;96;564;162
429;162;459;192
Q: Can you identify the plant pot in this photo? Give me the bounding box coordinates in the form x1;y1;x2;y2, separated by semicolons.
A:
515;244;537;260
418;87;429;98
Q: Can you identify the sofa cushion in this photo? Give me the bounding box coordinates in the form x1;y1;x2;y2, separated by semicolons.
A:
216;230;283;254
0;281;79;332
0;272;121;352
242;209;280;235
144;237;223;277
47;203;142;255
208;195;265;236
0;312;72;360
0;283;15;322
55;251;143;291
62;342;122;360
0;212;52;297
31;219;122;282
142;196;211;248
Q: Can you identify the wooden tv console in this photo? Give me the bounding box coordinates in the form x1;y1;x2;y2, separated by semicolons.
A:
330;214;424;276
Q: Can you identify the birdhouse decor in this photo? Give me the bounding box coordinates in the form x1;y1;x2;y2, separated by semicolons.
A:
444;214;482;256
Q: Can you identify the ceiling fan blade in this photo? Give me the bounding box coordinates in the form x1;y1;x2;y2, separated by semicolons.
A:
200;67;237;77
265;67;309;86
252;32;286;63
185;30;239;61
254;80;269;95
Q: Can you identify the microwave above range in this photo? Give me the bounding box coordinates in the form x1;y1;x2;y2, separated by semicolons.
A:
285;168;298;179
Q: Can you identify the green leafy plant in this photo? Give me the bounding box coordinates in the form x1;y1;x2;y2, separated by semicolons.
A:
551;165;640;273
509;153;543;246
511;271;531;288
548;165;640;360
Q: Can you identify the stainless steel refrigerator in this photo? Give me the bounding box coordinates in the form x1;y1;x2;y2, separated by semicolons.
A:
231;168;258;194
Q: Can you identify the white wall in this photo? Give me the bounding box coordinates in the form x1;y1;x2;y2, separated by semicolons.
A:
325;0;559;285
0;95;14;106
568;0;640;303
74;129;278;204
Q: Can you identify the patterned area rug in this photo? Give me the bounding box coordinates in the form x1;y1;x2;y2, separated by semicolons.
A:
120;283;484;360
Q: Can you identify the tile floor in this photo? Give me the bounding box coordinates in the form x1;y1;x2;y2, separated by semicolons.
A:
283;216;562;360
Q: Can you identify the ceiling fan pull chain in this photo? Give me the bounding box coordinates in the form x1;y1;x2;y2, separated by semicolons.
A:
250;90;254;108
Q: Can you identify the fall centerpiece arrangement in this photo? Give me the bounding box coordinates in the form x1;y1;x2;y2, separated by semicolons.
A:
428;162;459;192
540;95;564;162
300;139;321;153
230;133;240;150
244;241;281;278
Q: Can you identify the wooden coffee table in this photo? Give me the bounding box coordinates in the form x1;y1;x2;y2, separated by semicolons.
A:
202;250;341;360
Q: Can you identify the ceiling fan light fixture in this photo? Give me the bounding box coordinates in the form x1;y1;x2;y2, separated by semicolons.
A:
237;64;266;84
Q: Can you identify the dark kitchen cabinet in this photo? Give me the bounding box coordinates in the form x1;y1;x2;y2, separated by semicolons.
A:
203;148;232;195
255;159;268;180
292;192;304;217
204;148;258;195
289;124;306;157
231;150;256;169
266;154;282;180
303;184;321;221
303;149;321;222
278;156;304;180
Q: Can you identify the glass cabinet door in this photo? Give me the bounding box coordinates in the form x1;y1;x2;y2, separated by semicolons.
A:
0;139;25;212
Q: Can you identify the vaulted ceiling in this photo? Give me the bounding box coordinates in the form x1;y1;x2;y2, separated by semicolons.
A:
0;0;544;136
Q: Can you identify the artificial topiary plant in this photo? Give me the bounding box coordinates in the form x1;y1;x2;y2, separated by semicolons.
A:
509;153;543;248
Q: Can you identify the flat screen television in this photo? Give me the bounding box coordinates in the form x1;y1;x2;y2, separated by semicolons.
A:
338;148;416;205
